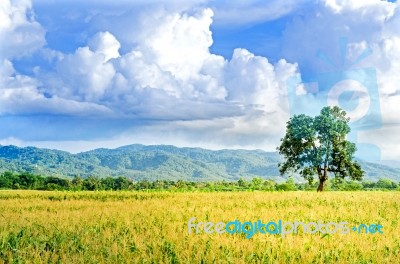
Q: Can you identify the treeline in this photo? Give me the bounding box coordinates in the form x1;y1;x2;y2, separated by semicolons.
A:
0;172;399;191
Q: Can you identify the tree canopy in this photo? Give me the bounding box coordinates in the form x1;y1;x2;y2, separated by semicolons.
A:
277;106;363;191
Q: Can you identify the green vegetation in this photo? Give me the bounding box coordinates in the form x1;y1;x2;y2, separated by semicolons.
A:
0;172;399;191
278;106;363;191
0;144;399;183
0;145;280;181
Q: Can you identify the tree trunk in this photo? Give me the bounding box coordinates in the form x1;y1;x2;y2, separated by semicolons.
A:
317;178;325;192
317;166;328;192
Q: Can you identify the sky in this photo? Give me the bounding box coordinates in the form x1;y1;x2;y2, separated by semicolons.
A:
0;0;400;162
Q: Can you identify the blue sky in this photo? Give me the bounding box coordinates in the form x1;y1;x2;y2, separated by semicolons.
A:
0;0;400;162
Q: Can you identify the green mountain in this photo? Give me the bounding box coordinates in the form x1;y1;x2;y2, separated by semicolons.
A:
0;144;398;182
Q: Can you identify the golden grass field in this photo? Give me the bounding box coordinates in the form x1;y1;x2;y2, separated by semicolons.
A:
0;190;399;263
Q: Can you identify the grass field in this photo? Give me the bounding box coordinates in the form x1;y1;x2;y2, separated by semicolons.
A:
0;190;399;263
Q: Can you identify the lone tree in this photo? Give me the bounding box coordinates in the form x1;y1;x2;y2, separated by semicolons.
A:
277;106;363;192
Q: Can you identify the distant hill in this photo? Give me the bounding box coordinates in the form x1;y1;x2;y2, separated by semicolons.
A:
0;144;398;182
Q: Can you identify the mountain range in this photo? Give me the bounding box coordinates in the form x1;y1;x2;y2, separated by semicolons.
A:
0;144;398;182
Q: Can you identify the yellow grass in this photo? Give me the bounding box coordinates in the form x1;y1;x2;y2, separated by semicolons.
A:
0;190;399;263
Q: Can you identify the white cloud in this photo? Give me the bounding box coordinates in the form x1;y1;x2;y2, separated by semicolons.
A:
0;0;45;60
0;1;100;117
39;7;297;125
280;0;400;160
0;59;37;88
0;0;398;165
55;46;116;102
0;57;112;116
88;31;120;62
7;0;400;162
0;86;113;116
224;49;296;113
211;0;311;27
139;8;214;82
0;4;298;151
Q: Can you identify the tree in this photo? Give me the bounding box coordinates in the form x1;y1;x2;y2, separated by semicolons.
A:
71;176;84;191
44;176;70;190
101;177;116;190
263;179;276;191
251;177;263;190
237;178;247;188
376;178;397;189
277;106;363;192
114;176;131;190
18;173;40;189
84;176;103;191
0;172;16;189
276;177;297;191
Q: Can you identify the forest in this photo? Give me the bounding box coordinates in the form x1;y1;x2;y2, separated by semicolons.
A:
0;171;398;191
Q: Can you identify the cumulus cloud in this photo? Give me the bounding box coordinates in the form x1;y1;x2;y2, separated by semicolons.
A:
0;0;112;118
55;46;116;102
0;0;45;60
38;7;297;125
281;0;400;160
0;1;300;152
88;31;120;62
3;0;400;161
139;9;214;82
0;59;112;116
224;49;296;112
